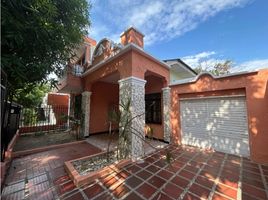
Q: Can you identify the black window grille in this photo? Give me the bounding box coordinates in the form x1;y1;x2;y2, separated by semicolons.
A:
145;93;162;124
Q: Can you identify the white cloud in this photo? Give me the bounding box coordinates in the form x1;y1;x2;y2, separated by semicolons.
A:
181;51;268;72
89;0;250;45
231;59;268;72
181;51;223;70
129;1;163;28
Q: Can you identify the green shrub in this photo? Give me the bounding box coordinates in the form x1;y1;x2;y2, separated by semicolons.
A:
23;108;37;126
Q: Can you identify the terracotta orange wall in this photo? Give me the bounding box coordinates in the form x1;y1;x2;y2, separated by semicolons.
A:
131;51;170;84
47;93;69;106
90;82;119;134
84;36;97;46
82;48;171;139
121;28;144;48
58;72;82;93
83;49;170;91
83;52;132;91
170;69;268;164
85;46;91;64
47;93;69;125
145;76;164;93
145;76;164;139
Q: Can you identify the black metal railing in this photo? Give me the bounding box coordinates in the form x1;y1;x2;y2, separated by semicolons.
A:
19;105;69;133
1;102;21;161
1;70;22;161
60;64;84;80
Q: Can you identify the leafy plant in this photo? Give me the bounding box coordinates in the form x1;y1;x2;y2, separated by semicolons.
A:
195;60;232;75
107;98;173;164
14;84;50;107
23;108;37;125
61;114;82;140
165;149;173;163
2;0;91;92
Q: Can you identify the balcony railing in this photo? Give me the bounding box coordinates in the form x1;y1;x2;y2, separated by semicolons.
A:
61;64;84;78
56;64;84;93
72;64;84;76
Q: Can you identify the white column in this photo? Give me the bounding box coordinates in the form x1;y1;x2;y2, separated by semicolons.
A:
118;76;146;160
81;91;91;137
162;87;171;143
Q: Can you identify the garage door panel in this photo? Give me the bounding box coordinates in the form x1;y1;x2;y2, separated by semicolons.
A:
208;117;247;123
181;119;207;127
180;96;249;156
209;124;248;134
182;135;212;149
212;136;249;156
211;131;249;140
210;113;247;119
183;128;248;139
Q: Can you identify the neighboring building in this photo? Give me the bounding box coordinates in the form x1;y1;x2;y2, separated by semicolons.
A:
19;93;70;133
47;93;69;126
57;27;268;163
163;59;197;83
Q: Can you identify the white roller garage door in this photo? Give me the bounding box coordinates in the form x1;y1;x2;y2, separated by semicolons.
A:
180;95;249;156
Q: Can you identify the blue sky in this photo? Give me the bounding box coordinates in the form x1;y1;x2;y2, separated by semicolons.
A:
89;0;268;71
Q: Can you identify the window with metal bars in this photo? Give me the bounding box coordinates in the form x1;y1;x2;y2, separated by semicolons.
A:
145;93;162;124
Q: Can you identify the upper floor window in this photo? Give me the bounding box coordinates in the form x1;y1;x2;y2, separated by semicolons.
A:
79;54;86;66
73;64;83;76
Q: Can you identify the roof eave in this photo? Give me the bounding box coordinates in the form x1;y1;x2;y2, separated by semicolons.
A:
82;43;170;77
163;58;197;75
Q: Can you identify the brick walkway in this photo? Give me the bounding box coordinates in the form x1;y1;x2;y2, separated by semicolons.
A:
60;146;268;200
1;142;101;200
2;144;268;200
86;133;168;155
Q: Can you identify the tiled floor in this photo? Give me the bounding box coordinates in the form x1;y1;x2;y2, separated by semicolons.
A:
86;133;168;155
2;144;268;200
1;142;101;200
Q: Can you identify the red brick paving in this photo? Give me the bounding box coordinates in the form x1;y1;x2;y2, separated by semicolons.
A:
125;175;143;188
1;141;101;200
152;192;173;200
195;175;215;189
215;183;237;199
171;175;190;188
242;183;267;199
136;169;153;180
111;183;130;198
212;193;231;200
136;182;157;199
183;192;202;200
162;182;183;199
189;183;211;199
156;169;173;180
124;192;144;200
2;144;268;200
83;184;104;199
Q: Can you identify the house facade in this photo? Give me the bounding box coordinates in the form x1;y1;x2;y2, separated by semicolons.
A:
57;27;268;163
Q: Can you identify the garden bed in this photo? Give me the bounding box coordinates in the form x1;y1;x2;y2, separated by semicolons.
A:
65;151;130;187
13;130;80;151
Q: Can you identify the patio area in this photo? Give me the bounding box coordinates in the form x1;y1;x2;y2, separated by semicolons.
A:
85;133;168;155
2;143;268;200
1;141;101;200
13;131;80;152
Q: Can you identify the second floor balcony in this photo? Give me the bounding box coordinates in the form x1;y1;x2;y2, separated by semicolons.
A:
56;65;84;94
